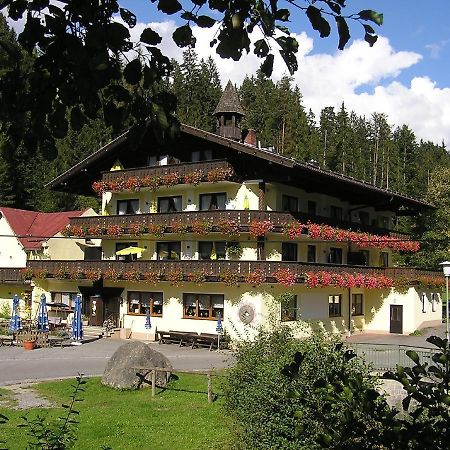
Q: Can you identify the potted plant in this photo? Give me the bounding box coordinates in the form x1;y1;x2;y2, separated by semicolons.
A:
21;301;36;350
82;314;89;326
226;242;243;260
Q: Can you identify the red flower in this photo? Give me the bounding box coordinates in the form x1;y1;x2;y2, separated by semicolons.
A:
106;225;123;236
245;270;266;286
249;220;274;237
282;222;304;239
220;270;240;286
143;271;161;285
148;224;165;237
206;167;235;183
166;269;184;286
272;268;297;286
216;218;240;236
192;220;213;235
161;172;180;187
187;270;208;285
184;170;204;185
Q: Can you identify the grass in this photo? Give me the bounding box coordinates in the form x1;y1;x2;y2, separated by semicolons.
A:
0;374;230;450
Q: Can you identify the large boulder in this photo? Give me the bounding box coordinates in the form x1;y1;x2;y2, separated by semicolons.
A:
101;341;172;390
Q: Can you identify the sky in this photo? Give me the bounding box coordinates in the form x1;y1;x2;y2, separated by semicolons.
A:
7;1;450;146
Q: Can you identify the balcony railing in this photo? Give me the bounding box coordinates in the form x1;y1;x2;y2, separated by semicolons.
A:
69;209;405;238
101;159;236;183
0;268;27;283
27;260;440;283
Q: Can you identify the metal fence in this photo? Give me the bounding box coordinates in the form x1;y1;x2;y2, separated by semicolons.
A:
349;343;436;372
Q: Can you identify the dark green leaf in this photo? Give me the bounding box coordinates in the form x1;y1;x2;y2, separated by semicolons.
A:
172;25;195;48
70;106;85;131
208;0;227;13
196;15;216;28
158;0;182;15
275;9;290;22
335;16;350;50
120;8;136;28
260;54;274;77
140;27;162;45
364;32;378;47
124;59;142;85
306;6;331;38
406;350;420;365
181;12;196;21
106;22;130;49
254;39;269;57
358;10;384;26
363;24;376;35
427;335;445;349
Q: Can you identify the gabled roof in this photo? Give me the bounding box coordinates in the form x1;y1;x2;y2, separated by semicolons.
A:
0;207;84;249
213;80;245;116
45;123;433;213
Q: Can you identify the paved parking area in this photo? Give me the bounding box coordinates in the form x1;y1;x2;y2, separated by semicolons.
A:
0;339;233;386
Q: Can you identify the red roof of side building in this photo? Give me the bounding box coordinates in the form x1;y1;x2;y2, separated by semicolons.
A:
0;207;84;250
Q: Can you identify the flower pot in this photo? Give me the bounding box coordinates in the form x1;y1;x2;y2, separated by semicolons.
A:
23;339;36;350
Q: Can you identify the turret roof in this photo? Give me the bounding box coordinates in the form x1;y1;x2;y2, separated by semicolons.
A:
213;80;245;116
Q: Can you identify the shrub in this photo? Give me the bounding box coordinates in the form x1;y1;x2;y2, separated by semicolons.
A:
222;324;379;450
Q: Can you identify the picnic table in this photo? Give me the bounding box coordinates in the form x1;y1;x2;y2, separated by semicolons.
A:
0;334;13;346
155;330;220;351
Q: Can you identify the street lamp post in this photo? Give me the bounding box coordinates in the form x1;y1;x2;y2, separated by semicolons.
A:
439;261;450;341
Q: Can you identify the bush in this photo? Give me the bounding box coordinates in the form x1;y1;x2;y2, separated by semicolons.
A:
222;323;379;449
0;303;11;319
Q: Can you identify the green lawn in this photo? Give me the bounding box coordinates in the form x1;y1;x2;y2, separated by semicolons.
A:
0;374;230;450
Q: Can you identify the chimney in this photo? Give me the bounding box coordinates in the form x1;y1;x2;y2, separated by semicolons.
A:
243;129;257;147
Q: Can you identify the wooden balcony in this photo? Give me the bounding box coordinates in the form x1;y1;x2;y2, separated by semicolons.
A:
27;260;440;284
0;268;28;283
101;159;236;183
69;209;405;238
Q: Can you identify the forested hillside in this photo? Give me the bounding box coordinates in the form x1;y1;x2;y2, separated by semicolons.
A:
1;17;448;268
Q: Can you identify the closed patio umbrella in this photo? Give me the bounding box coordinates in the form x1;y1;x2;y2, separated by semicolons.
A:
145;307;152;330
216;312;223;350
71;294;83;343
8;294;22;333
37;294;49;332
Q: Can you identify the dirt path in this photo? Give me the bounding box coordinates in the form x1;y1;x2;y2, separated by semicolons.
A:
1;383;53;409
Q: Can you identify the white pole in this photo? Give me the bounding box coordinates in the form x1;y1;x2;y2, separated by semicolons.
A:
446;275;449;341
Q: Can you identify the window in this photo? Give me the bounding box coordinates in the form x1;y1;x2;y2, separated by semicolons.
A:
199;192;227;210
116;242;138;262
379;216;390;229
359;211;370;225
158;196;182;213
330;205;343;220
128;291;163;316
329;295;342;317
282;243;298;262
329;247;343;264
308;201;317;216
282;195;298;212
352;294;363;316
307;245;316;263
422;293;427;313
156;242;181;260
183;293;224;320
191;149;213;162
281;295;299;321
361;250;370;266
257;238;265;260
380;252;389;267
51;292;78;308
198;241;226;260
117;199;139;215
431;293;436;312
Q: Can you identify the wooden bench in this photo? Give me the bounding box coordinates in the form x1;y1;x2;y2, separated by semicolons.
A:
192;333;219;351
156;330;197;347
0;335;13;346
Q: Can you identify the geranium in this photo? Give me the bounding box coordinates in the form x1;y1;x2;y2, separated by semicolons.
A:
21;268;33;280
84;269;102;281
166;269;184;286
245;269;266;286
34;269;49;279
128;222;146;236
54;267;69;279
142;175;161;191
161;172;180;187
192;220;213;235
206;167;235;183
148;224;165;237
220;269;240;286
216;218;240;236
321;225;335;241
249;220;274;237
123;270;142;282
69;226;86;237
307;222;322;239
170;222;188;234
143;271;161;285
61;225;73;237
103;269;122;281
106;224;123;236
87;225;103;236
124;177;142;192
282;221;304;239
92;181;107;195
184;170;204;185
272;268;297;286
187;270;208;285
304;271;394;290
69;269;85;280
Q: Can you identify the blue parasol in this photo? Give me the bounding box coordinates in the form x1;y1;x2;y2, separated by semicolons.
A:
216;312;223;350
8;294;22;333
37;294;49;332
145;307;152;330
71;294;83;342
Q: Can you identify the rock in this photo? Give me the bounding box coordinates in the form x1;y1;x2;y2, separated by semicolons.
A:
101;341;172;390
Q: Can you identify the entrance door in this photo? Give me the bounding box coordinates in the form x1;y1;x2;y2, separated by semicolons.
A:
104;297;120;327
390;305;403;334
89;296;104;326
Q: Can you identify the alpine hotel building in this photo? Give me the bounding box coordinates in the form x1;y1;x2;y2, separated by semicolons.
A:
28;82;443;339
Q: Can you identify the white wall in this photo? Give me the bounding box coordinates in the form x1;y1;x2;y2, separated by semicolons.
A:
0;217;27;267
